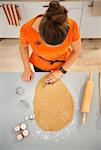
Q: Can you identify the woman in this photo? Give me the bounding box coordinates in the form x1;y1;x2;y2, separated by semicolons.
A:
20;0;81;84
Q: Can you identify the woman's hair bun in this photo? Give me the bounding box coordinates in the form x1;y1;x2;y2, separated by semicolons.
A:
49;0;60;9
39;0;69;45
46;0;68;24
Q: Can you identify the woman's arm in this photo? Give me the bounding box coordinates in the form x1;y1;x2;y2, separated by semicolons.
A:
46;39;81;83
62;39;81;70
19;44;34;81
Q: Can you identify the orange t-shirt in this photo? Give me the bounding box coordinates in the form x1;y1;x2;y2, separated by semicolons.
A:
20;15;80;71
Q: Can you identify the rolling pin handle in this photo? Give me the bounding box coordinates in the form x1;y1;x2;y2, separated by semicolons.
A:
82;113;87;125
89;72;93;81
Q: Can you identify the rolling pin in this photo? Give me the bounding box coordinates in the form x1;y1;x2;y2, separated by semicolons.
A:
81;72;94;125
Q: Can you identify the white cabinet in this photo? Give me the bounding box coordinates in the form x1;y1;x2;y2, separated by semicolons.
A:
62;1;83;27
0;1;83;38
80;0;101;38
23;2;48;21
23;1;83;27
0;1;26;38
65;9;82;28
1;1;101;38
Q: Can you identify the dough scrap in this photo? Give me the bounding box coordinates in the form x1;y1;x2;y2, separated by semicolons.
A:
34;76;74;131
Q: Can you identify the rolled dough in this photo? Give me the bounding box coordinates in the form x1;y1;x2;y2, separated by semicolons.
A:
34;76;74;131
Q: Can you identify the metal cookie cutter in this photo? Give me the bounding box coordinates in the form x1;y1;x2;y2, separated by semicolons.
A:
16;87;24;95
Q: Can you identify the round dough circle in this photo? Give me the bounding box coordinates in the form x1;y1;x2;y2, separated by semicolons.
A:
34;76;74;131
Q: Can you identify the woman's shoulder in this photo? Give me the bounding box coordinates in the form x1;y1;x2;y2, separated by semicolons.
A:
20;14;43;33
31;15;43;31
68;18;80;42
20;17;35;31
68;18;79;30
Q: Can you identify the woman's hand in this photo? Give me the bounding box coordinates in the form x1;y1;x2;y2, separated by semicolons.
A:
22;68;34;82
46;70;64;84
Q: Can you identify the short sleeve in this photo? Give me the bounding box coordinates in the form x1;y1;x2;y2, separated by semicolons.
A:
72;21;80;42
20;24;29;45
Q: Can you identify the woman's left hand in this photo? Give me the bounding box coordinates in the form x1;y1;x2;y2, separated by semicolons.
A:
46;70;64;84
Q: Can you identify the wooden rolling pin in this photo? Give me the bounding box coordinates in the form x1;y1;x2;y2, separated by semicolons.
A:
81;72;94;125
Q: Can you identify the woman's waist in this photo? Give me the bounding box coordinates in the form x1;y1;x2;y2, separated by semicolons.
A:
30;47;72;61
29;49;72;71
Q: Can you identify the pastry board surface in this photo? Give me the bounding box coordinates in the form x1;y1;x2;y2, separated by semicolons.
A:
0;72;100;150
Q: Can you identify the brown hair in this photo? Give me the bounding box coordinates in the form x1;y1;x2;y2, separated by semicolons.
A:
39;0;69;45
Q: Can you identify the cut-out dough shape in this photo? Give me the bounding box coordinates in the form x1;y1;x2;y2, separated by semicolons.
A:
34;76;74;131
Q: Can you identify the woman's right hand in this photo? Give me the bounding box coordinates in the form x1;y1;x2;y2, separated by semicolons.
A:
22;68;34;82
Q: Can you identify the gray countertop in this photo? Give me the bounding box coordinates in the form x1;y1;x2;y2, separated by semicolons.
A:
0;72;101;150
